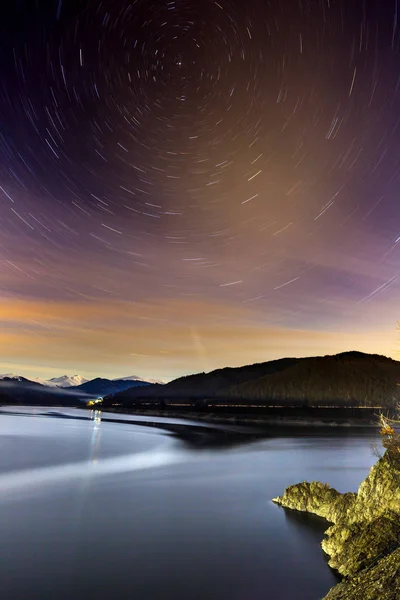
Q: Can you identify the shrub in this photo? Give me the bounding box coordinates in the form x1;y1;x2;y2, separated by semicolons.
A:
379;413;400;458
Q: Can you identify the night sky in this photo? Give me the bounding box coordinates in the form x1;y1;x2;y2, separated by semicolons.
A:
1;0;400;382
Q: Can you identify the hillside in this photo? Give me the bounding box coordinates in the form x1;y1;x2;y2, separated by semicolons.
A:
0;377;86;406
72;377;150;397
219;352;400;407
103;352;400;409
102;357;298;405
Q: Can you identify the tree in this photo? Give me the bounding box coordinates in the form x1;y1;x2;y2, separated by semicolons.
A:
379;412;400;460
377;322;400;458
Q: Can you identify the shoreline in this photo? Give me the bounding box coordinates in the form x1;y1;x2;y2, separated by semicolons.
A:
0;402;385;428
272;450;400;598
98;407;382;428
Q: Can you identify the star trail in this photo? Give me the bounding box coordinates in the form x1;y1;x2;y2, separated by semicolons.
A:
1;0;400;381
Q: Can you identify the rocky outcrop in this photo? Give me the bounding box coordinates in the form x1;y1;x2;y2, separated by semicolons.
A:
272;451;400;598
324;547;400;600
272;481;356;523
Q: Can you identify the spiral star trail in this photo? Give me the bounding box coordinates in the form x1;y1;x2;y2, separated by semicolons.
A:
1;0;400;381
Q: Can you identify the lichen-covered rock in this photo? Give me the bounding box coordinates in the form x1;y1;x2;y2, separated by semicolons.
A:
346;452;400;525
323;547;400;600
273;482;355;523
272;450;400;598
322;511;400;575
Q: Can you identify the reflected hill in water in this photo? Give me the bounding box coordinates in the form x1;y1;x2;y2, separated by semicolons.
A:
0;406;268;450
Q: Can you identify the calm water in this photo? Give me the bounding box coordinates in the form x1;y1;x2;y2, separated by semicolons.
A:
0;407;379;600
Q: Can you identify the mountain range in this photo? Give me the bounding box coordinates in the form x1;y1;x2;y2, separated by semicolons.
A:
101;351;400;410
0;373;163;405
2;352;400;412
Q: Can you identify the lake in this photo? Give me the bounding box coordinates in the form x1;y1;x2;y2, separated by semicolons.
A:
0;407;380;600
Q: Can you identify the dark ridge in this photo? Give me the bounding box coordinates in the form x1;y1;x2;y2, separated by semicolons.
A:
70;377;150;397
102;351;400;411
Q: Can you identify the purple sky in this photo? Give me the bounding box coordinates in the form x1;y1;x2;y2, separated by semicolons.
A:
1;0;400;381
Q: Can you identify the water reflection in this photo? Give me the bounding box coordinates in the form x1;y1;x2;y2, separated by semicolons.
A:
89;410;102;463
280;506;342;583
90;409;102;426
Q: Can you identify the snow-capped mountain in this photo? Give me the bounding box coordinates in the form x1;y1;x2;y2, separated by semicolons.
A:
0;373;25;382
0;374;47;388
1;373;163;391
47;375;89;388
33;377;58;387
0;374;83;388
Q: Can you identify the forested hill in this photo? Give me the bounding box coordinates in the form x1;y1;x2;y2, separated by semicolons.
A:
103;356;298;405
103;351;400;409
218;352;400;407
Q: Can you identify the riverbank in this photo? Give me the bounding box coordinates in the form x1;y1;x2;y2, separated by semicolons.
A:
273;449;400;599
